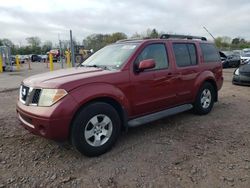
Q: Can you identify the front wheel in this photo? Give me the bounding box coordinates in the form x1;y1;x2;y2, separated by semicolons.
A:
71;102;121;157
193;82;215;115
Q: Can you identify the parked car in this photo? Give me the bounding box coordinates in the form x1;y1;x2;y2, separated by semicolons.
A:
17;55;26;64
17;34;223;156
11;55;16;64
219;51;241;68
242;48;250;54
30;54;42;62
232;50;242;56
232;62;250;86
240;53;250;65
39;55;48;62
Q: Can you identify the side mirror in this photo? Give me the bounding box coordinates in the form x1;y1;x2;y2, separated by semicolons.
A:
138;59;156;71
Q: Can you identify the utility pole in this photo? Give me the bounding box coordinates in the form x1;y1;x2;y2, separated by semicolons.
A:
70;30;75;67
203;26;216;41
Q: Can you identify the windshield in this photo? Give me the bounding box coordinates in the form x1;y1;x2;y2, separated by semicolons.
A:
222;51;233;56
82;43;138;70
243;53;250;57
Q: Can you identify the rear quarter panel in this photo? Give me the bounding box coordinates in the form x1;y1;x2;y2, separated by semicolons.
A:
191;42;223;101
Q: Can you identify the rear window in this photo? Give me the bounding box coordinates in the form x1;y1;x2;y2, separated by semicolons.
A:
200;43;220;63
173;43;197;67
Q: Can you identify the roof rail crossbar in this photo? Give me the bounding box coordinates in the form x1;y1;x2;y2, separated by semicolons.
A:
116;38;142;43
160;34;207;41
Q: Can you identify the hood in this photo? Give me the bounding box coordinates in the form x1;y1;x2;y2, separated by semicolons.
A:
219;51;227;58
241;56;250;60
23;67;112;91
239;64;250;73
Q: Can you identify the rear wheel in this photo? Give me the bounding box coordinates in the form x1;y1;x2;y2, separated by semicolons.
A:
193;82;215;115
71;102;121;157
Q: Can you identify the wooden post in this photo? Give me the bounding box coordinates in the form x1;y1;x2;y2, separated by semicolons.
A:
28;58;31;70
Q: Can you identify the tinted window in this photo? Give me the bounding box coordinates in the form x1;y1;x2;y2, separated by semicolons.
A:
187;44;197;65
135;44;168;70
200;43;220;63
173;43;197;67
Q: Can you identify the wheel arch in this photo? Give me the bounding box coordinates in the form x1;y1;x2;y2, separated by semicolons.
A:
203;79;218;102
69;96;128;141
193;71;218;102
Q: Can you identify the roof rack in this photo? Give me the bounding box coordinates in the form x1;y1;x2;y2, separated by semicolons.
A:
160;34;207;41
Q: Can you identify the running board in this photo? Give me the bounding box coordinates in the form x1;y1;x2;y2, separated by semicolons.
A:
128;104;193;127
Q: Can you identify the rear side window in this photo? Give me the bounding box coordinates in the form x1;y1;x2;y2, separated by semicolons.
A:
173;43;197;67
200;43;220;63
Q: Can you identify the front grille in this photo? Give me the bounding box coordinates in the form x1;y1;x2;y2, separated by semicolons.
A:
241;80;250;84
31;89;41;104
19;85;41;106
240;72;250;77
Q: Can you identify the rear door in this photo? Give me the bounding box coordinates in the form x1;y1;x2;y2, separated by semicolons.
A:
171;42;200;104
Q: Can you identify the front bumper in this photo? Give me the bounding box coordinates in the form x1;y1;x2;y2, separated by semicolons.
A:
232;75;250;86
16;94;78;141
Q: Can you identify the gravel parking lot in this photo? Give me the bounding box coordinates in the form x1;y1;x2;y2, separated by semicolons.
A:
0;66;249;187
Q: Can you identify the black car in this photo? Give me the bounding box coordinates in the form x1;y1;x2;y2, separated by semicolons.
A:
232;63;250;86
31;54;42;62
220;51;241;68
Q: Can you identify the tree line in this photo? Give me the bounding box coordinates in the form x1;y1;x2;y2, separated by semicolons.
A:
214;36;250;50
1;28;250;55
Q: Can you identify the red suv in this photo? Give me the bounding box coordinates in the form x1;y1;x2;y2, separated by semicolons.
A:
17;34;223;156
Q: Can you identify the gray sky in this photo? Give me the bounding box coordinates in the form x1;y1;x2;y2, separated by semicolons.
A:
0;0;250;45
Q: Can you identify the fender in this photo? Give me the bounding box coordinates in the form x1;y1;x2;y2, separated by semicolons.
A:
192;70;217;101
69;82;131;117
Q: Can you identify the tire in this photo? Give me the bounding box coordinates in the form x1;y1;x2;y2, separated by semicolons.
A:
193;82;215;115
71;102;121;157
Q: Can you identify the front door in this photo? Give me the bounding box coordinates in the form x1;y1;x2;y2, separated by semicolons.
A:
130;43;177;117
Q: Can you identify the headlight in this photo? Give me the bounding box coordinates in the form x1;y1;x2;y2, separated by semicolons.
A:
234;68;240;76
38;89;67;107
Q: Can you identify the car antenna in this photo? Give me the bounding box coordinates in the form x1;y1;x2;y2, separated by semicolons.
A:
203;26;216;41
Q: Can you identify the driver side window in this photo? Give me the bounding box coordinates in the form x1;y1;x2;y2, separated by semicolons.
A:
135;44;169;70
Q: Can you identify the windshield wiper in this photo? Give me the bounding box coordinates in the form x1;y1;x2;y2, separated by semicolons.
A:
81;64;111;70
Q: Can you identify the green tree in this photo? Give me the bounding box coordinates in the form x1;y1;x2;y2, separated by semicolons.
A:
1;38;14;47
131;28;160;39
26;37;41;47
41;40;53;54
109;32;127;43
82;32;127;51
26;37;41;54
215;36;231;50
232;38;240;45
131;32;142;39
149;28;159;38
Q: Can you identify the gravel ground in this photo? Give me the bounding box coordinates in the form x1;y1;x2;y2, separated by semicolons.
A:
0;68;249;188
